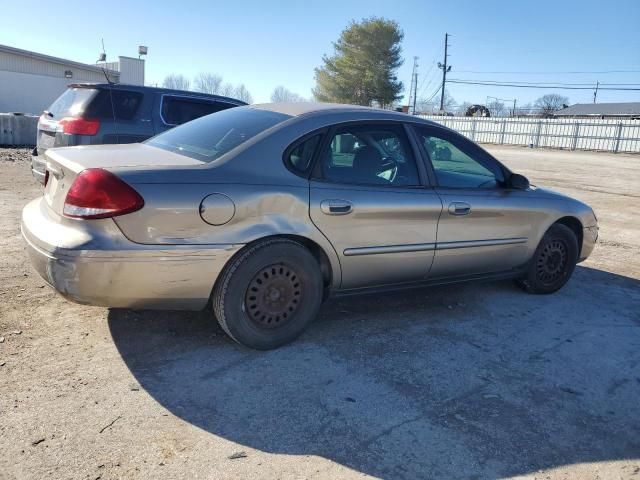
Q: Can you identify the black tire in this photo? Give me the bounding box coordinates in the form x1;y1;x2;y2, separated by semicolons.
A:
516;223;579;294
212;239;323;350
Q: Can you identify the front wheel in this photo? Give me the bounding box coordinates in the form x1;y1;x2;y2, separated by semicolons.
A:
212;239;323;350
516;223;579;294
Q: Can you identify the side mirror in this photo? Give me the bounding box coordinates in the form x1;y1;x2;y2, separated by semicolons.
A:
509;173;530;190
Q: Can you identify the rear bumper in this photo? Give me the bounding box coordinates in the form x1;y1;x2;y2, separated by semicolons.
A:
21;197;241;310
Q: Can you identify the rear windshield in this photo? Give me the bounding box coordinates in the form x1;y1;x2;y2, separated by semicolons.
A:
145;107;290;163
47;88;98;118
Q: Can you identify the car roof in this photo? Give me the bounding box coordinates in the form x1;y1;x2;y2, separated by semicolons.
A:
251;102;433;123
67;83;247;105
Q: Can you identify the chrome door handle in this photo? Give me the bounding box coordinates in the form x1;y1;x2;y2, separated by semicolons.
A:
320;199;353;215
448;202;471;216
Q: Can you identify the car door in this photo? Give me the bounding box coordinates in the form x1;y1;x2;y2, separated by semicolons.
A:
308;122;442;290
411;124;535;278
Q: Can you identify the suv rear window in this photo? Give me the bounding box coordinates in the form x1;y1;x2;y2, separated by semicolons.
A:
161;96;235;125
47;88;98;118
146;107;290;163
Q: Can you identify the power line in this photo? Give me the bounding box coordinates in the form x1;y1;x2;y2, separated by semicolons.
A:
422;84;442;105
416;60;436;95
454;69;640;74
417;67;439;100
450;79;640;86
447;79;640;91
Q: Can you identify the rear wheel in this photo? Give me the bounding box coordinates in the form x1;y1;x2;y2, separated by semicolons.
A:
516;223;579;294
212;239;323;350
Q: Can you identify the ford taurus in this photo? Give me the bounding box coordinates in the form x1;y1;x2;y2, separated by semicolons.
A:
21;103;598;349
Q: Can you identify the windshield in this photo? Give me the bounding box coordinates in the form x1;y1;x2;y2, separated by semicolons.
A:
146;107;290;163
47;88;98;118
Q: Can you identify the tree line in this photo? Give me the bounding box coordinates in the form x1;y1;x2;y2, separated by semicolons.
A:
162;73;309;105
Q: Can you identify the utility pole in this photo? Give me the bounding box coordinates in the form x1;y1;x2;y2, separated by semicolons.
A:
513;99;517;117
593;81;599;103
408;56;418;114
438;33;452;112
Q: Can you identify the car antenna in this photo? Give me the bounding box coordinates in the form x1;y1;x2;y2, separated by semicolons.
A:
96;38;115;85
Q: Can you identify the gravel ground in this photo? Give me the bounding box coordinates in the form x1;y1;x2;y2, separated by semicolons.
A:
0;145;639;480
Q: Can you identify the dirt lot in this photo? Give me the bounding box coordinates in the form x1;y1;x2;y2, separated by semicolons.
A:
1;145;639;480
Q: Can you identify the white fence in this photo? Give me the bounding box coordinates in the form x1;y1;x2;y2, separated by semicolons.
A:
418;115;640;154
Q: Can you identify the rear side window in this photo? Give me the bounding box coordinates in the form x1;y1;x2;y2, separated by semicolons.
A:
286;134;322;174
161;96;235;125
146;107;290;163
84;90;144;120
47;88;98;118
111;91;143;120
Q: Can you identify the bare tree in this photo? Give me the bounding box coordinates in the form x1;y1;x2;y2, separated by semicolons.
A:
162;74;191;91
456;101;472;116
416;90;455;114
234;84;253;104
271;86;305;103
487;99;506;117
534;94;569;116
516;103;533;116
194;73;223;94
219;83;236;98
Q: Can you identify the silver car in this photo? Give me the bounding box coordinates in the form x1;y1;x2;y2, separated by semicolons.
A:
22;103;598;349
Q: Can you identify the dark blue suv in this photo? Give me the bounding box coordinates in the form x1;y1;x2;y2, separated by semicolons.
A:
31;83;247;183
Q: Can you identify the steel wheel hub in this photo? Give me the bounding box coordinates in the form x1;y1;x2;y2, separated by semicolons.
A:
536;240;567;284
244;264;302;328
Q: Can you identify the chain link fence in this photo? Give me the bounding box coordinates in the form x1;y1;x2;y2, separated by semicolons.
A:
417;115;640;153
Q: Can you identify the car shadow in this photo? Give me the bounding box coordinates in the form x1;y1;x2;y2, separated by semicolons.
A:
107;265;640;478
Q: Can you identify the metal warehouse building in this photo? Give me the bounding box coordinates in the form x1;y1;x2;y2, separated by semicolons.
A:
552;102;640;119
0;44;145;115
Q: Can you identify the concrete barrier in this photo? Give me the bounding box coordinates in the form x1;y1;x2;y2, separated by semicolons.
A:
0;113;38;146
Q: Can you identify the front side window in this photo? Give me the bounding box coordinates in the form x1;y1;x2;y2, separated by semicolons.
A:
320;124;420;187
146;107;289;163
162;96;235;125
414;127;503;188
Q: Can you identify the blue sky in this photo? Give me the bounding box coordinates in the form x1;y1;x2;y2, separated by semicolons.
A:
1;0;639;106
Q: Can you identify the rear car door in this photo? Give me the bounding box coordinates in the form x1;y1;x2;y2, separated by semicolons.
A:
411;124;534;278
308;122;442;290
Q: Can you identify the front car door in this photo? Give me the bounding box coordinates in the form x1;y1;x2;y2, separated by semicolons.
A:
308;122;443;290
411;124;539;278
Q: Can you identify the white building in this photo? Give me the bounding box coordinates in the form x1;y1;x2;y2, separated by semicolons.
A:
0;44;145;115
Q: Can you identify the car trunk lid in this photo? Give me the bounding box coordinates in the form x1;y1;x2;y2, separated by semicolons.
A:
43;143;204;216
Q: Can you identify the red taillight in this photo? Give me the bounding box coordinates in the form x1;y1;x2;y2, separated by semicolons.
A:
63;169;144;219
58;117;100;136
